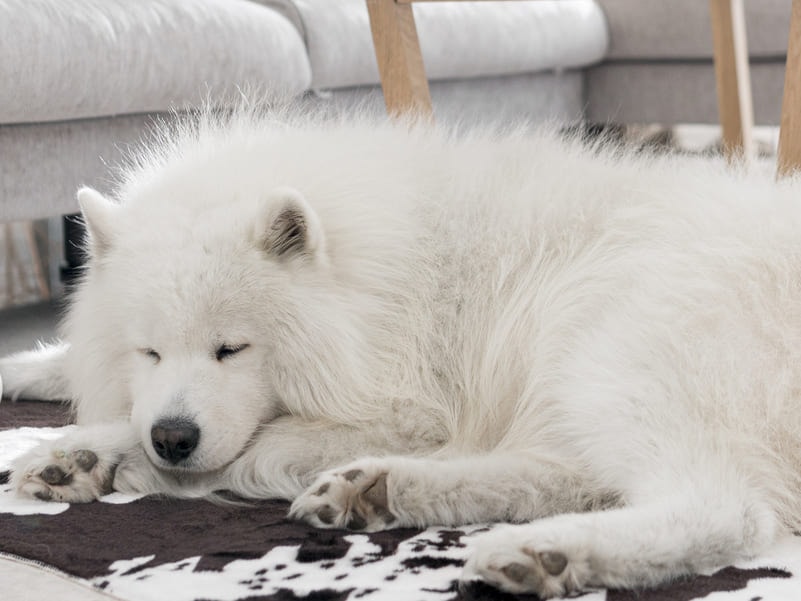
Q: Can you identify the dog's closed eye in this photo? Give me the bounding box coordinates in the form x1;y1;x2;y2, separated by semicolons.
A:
215;344;250;362
139;348;161;363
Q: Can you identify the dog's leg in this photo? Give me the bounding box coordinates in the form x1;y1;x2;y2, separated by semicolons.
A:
461;485;780;598
12;421;140;502
0;341;70;401
220;409;452;502
289;453;591;532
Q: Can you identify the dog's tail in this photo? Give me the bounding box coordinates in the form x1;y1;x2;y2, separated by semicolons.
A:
0;341;71;402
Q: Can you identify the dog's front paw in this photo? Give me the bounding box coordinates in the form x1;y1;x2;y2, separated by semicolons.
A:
461;525;591;599
12;444;116;503
289;460;396;531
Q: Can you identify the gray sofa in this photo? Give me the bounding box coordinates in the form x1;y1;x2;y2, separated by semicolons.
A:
0;0;793;225
589;0;791;125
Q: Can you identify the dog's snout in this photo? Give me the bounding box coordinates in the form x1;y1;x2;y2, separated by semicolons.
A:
150;418;200;464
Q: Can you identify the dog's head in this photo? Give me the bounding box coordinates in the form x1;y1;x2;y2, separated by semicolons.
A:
74;184;346;474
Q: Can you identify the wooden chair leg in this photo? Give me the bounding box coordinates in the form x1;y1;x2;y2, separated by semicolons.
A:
778;0;801;177
366;0;433;119
710;0;754;161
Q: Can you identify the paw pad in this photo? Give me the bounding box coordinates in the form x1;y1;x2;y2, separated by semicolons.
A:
40;465;72;485
537;551;568;576
73;449;99;471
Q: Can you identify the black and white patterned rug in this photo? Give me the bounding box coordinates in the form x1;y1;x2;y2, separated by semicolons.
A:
1;400;799;601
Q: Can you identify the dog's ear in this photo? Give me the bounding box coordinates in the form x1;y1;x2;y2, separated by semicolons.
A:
77;187;119;258
255;187;326;262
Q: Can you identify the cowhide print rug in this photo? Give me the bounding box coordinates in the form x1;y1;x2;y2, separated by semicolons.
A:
1;400;800;601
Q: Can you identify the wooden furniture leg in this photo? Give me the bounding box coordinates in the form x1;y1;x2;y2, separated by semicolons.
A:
709;0;754;161
777;0;801;177
366;0;433;118
368;0;768;171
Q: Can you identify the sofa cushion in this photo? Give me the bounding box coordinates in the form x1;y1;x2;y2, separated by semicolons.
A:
258;0;608;90
0;0;311;124
596;0;791;61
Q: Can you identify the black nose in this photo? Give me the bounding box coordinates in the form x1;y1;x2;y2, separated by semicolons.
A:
150;418;200;464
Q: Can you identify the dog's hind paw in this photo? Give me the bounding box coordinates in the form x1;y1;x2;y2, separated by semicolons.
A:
289;460;396;532
13;445;117;503
461;524;591;599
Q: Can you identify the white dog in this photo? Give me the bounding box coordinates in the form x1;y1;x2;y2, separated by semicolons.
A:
2;109;800;598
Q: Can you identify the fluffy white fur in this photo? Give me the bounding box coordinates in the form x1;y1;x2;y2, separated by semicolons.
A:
2;108;801;597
